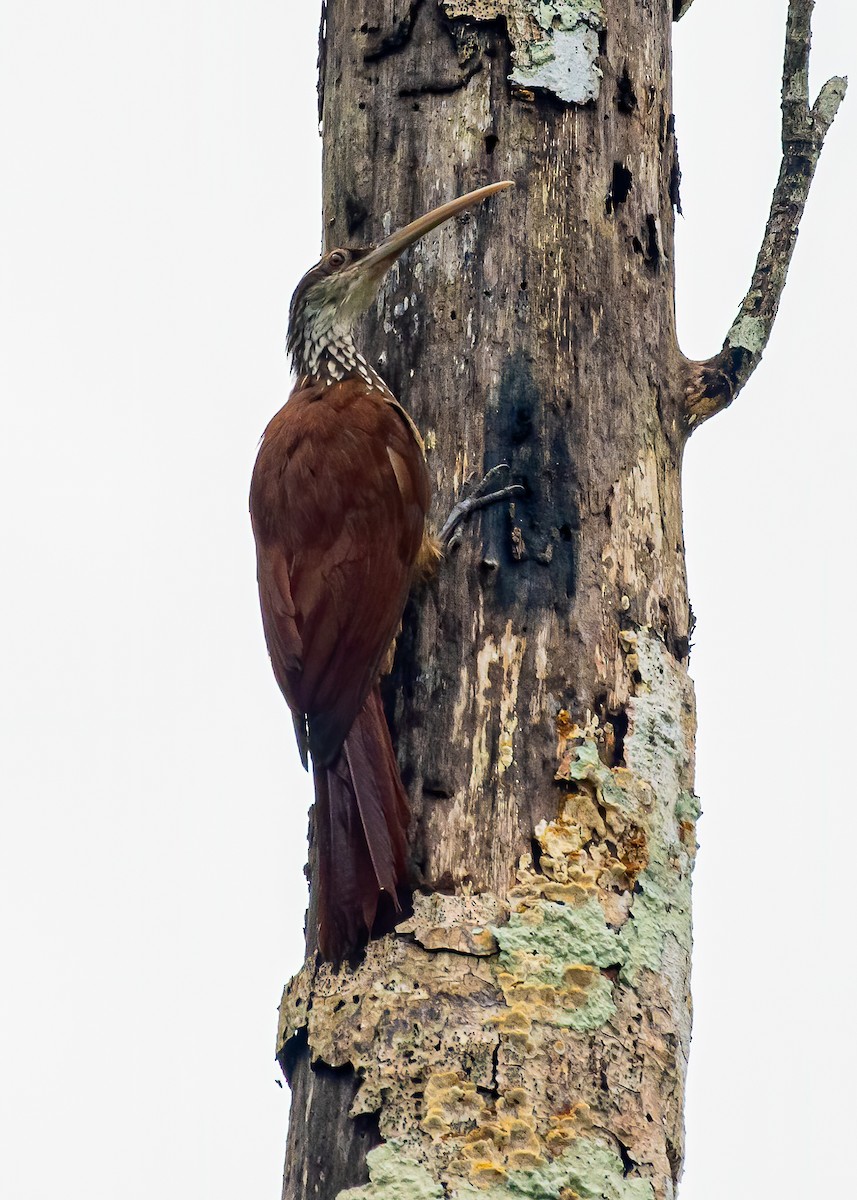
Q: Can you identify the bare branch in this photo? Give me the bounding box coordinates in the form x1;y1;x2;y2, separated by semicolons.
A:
682;0;846;428
673;1;698;19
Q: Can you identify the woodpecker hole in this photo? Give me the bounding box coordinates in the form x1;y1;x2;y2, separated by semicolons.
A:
617;1140;635;1178
609;708;629;767
616;66;637;114
484;133;499;155
645;214;661;266
606;163;633;215
345;193;369;236
594;694;628;768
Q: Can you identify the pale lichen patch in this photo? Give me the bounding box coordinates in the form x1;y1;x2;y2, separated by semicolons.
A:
617;633;697;993
498;899;619;973
337;1142;443;1199
442;1;605;105
726;313;766;355
510;25;603;105
492;893;620;1034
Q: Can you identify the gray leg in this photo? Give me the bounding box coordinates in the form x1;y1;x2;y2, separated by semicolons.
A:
438;465;524;549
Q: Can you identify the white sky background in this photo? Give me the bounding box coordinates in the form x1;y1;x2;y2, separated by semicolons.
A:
0;2;853;1197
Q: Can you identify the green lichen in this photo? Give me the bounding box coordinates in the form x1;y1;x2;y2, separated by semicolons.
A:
535;0;605;31
442;1;606;104
340;1138;657;1200
456;1138;655;1199
344;1138;659;1199
726;313;766;355
494;899;619;1030
337;1143;443;1200
559;738;634;813
618;861;690;985
510;25;603;104
617;634;696;986
496;898;619;974
495;629;699;1006
558;970;616;1030
675;790;701;823
503;633;696;997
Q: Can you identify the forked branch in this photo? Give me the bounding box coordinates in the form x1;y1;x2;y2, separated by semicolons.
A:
682;0;846;427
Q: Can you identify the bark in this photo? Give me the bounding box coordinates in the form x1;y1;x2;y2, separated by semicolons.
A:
277;3;843;1197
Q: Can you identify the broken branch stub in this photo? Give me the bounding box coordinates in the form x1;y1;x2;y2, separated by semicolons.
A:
682;0;846;427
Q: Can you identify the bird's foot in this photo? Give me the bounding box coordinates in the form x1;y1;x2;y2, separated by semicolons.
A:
439;464;524;550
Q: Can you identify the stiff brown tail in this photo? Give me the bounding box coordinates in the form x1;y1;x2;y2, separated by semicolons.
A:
312;687;410;962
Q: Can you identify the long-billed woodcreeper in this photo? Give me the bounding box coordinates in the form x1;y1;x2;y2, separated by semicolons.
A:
250;182;513;961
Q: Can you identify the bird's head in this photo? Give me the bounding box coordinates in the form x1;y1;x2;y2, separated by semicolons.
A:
287;181;513;383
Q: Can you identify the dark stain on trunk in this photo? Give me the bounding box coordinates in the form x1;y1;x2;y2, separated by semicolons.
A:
483;352;579;607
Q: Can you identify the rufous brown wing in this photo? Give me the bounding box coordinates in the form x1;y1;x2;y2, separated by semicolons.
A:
250;380;429;960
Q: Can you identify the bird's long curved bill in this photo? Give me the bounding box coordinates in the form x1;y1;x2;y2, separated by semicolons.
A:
359;181;514;275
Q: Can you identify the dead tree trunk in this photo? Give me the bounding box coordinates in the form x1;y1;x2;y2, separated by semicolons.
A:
277;3;844;1197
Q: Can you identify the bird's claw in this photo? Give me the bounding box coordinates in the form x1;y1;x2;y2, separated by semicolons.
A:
439;463;524;549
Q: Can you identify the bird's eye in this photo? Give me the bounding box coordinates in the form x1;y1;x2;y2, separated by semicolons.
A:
328;250;348;269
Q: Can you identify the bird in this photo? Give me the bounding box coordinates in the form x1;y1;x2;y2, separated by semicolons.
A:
250;181;514;961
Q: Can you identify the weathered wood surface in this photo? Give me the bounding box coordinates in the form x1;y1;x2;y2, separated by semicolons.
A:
277;2;843;1197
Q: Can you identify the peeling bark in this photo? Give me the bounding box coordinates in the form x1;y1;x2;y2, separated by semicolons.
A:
279;1;842;1196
